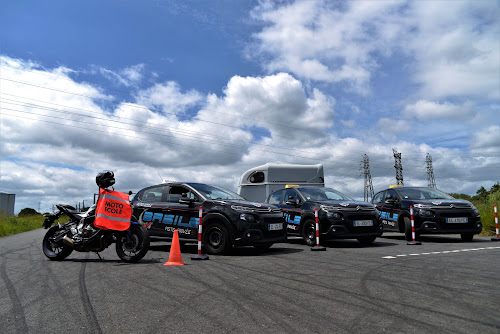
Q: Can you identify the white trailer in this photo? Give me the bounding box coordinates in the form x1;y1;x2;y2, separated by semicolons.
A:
238;163;324;202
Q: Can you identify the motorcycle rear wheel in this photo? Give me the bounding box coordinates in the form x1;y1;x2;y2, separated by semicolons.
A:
115;225;150;263
43;225;73;261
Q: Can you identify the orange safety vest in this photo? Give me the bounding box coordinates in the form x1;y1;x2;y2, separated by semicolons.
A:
94;188;132;231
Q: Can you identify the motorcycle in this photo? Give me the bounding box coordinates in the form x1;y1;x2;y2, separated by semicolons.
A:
42;171;150;263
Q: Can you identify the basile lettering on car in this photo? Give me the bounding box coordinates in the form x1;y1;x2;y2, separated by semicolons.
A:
142;211;198;228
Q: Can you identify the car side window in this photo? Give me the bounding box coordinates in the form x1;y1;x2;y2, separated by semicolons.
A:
141;186;166;202
372;192;385;204
384;190;397;201
167;186;198;203
268;191;282;205
283;189;299;204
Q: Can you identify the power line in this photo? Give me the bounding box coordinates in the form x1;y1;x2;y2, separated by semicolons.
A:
0;97;320;156
1;104;375;167
3;73;496;160
1;109;378;170
1;95;395;166
2;103;497;175
0;75;332;138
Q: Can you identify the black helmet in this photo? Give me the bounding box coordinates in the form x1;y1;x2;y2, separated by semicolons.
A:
96;170;115;188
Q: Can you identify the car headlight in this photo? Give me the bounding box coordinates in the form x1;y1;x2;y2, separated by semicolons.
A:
472;207;480;216
326;212;341;219
418;209;433;217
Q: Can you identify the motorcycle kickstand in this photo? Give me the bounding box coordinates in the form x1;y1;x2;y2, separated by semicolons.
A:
95;252;102;260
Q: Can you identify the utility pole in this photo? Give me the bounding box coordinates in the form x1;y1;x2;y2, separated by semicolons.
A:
393;148;404;186
426;153;436;188
363;154;374;202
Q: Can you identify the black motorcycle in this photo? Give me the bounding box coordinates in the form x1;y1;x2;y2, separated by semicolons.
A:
42;171;150;263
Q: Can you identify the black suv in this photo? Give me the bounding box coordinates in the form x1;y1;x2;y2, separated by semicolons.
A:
266;186;383;245
131;182;286;254
372;187;482;241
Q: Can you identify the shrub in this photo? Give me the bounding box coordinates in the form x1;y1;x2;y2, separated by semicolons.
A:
18;208;41;217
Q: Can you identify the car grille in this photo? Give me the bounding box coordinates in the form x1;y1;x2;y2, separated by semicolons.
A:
439;211;473;218
232;205;281;214
255;207;281;213
341;206;376;212
322;205;376;212
430;204;472;210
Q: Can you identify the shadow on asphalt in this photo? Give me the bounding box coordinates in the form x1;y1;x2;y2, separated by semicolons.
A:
149;242;304;257
62;257;122;263
148;236;398;255
321;240;398;249
58;257;163;264
380;234;493;244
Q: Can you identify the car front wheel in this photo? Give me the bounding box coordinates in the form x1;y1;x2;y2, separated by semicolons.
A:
302;219;317;246
203;222;232;255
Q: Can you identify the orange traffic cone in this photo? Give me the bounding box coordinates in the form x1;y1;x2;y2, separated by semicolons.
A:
164;230;185;266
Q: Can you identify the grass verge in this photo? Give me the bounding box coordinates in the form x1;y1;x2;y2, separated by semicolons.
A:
0;214;68;237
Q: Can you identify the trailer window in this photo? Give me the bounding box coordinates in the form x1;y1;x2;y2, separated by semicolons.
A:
249;171;265;183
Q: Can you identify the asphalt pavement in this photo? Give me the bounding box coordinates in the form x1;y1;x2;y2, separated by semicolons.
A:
1;229;499;334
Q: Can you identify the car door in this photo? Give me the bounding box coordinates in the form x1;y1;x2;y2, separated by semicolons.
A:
136;185;170;236
278;188;303;235
163;185;201;240
380;190;400;231
373;191;391;231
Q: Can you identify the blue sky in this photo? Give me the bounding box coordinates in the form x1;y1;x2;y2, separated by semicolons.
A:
1;0;258;93
0;0;499;213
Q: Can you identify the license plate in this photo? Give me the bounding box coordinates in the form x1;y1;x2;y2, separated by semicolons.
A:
268;223;283;231
446;217;468;223
353;220;373;227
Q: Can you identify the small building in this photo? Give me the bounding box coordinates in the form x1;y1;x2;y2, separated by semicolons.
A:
0;191;16;216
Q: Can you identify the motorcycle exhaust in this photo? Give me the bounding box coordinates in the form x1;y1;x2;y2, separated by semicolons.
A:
63;236;74;247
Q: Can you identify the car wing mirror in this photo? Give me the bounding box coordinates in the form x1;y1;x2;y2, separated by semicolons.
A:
179;193;194;207
285;196;299;207
385;198;396;204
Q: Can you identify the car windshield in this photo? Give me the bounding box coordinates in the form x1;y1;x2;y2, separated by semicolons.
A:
188;183;245;200
397;188;454;200
299;187;353;201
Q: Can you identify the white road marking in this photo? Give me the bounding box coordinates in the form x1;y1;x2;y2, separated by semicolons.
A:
383;246;500;259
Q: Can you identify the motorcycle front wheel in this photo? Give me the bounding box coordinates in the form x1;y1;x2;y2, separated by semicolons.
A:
43;225;73;261
115;225;150;263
